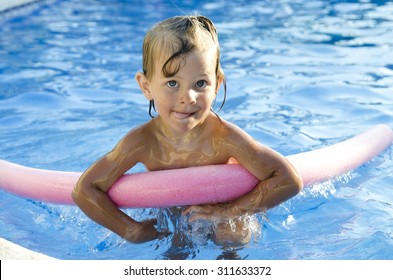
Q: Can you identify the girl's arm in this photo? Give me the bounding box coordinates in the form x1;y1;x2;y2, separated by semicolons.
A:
185;122;303;220
72;131;163;243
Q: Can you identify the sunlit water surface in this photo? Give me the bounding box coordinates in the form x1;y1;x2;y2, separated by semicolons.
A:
0;0;392;259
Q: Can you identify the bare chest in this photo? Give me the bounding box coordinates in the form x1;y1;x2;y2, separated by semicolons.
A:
143;138;229;171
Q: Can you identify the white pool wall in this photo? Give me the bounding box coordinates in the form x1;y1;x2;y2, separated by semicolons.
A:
0;0;40;12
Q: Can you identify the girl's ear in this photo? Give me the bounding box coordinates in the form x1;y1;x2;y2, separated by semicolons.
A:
135;72;152;100
215;75;224;94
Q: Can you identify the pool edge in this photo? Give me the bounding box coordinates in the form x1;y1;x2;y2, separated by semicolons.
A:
0;0;41;12
0;237;57;260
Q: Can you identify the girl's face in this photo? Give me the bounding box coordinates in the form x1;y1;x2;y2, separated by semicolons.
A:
139;48;221;136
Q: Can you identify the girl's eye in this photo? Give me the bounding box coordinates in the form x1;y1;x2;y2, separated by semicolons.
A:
196;80;207;88
167;80;178;88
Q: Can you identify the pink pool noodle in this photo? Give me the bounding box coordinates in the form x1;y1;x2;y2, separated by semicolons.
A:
287;124;393;186
0;124;392;208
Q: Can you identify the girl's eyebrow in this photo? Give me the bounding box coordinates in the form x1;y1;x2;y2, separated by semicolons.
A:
164;72;212;80
197;73;210;77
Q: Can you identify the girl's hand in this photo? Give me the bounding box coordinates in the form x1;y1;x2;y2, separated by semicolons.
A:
183;205;253;245
183;204;241;223
125;219;170;243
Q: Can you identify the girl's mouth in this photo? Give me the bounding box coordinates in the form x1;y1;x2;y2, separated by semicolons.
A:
172;110;195;119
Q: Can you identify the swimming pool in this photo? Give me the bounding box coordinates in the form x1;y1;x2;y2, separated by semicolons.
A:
0;0;392;260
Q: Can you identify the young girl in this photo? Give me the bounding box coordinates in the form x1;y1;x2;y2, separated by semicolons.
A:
72;15;303;245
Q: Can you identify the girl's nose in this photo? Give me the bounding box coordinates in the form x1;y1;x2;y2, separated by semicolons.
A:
180;89;197;104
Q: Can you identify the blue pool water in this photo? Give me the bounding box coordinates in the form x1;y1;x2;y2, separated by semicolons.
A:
1;0;393;260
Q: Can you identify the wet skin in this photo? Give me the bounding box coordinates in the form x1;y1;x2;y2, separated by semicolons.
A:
72;48;303;244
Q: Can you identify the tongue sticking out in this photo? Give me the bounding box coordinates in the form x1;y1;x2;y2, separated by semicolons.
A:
173;111;194;119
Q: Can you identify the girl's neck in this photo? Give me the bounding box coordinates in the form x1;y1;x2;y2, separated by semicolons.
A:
153;113;214;148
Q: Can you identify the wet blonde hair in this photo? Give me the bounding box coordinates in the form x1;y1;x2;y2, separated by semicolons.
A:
141;15;226;117
142;15;224;82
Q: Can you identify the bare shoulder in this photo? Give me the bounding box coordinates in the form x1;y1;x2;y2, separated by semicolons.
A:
114;120;156;158
217;117;260;146
217;118;289;177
